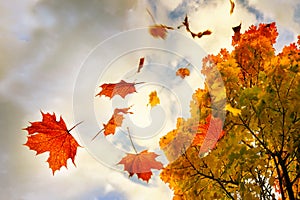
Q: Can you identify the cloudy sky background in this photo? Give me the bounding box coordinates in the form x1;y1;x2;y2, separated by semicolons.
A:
1;0;300;199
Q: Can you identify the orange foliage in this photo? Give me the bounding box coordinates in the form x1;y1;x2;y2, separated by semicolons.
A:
231;22;278;87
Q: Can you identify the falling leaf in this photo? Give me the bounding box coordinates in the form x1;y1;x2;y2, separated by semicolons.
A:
149;24;174;39
197;30;212;38
192;115;225;155
176;68;190;79
23;111;81;175
225;103;241;116
137;57;145;73
179;15;212;39
146;8;174;40
148;90;160;107
96;80;142;99
179;15;190;32
118;150;163;182
92;107;133;139
103;107;133;136
229;0;235;15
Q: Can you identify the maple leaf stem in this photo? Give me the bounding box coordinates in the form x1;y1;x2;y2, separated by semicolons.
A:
91;128;104;141
134;82;145;85
68;121;83;132
127;127;138;154
146;8;156;24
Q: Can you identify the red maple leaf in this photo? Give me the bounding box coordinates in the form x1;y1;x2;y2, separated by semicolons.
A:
146;8;173;40
96;80;142;99
192;115;225;154
176;67;190;79
118;150;163;182
92;107;133;140
23;111;81;175
149;24;174;40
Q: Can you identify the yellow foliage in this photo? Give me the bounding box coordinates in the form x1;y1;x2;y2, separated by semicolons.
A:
148;90;160;108
225;103;241;116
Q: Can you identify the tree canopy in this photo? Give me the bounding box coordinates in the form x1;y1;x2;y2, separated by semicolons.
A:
160;22;300;200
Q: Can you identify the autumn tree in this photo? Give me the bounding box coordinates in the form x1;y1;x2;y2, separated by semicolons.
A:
160;23;300;200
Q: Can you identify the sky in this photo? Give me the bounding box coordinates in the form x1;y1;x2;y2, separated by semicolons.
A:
0;0;299;199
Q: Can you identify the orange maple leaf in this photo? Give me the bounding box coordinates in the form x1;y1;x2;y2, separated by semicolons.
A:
118;150;163;182
148;90;160;108
149;24;174;40
23;111;81;175
92;107;133;140
96;80;142;99
137;57;145;73
192;115;225;154
103;107;133;136
176;67;190;79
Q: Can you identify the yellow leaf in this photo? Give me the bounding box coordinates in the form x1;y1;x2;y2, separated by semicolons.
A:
225;104;241;116
148;91;160;108
280;56;290;66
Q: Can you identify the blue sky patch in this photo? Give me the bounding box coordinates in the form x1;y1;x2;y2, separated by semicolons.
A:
294;3;300;24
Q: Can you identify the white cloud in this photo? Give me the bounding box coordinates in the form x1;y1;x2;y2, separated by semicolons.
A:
160;0;183;11
247;0;300;47
248;0;300;30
